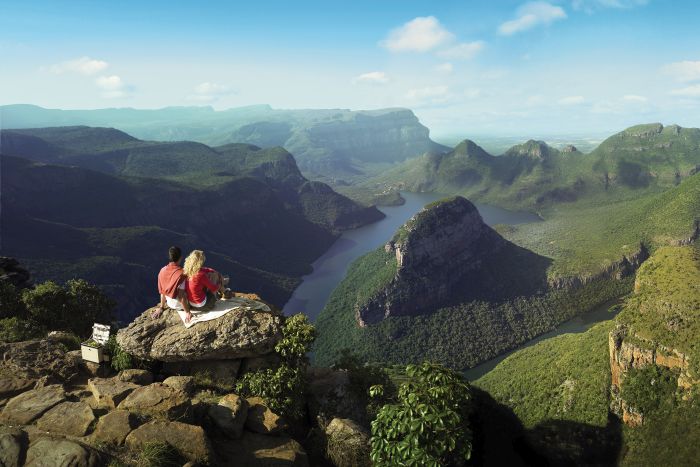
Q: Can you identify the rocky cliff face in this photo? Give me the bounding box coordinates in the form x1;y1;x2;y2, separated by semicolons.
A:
355;196;549;326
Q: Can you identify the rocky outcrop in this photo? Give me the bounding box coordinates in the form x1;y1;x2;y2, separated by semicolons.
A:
91;410;139;446
217;431;309;467
35;401;95;437
209;394;249;439
0;385;66;425
117;369;153;385
116;298;283;361
88;377;138;409
245;397;287;434
117;383;190;420
325;418;371;467
25;437;103;467
356;196;549;325
0;339;83;398
125;420;213;463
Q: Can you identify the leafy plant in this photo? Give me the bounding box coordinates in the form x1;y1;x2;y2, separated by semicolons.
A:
0;317;39;342
370;362;473;467
105;336;134;372
0;282;26;319
236;313;316;419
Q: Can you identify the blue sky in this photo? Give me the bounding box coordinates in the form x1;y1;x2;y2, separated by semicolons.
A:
2;0;700;137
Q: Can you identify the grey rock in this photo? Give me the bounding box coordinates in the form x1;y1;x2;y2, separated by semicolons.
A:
116;298;283;361
87;377;138;409
325;418;370;467
163;359;241;385
125;420;212;463
245;396;287;434
25;437;102;467
117;383;190;420
0;340;82;393
36;401;95;437
0;385;65;425
217;431;309;466
117;369;153;385
91;410;139;446
208;393;248;439
163;376;195;395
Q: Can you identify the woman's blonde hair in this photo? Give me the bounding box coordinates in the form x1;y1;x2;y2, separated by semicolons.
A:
183;250;206;277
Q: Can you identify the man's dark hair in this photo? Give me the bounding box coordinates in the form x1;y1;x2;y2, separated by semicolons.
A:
169;246;182;263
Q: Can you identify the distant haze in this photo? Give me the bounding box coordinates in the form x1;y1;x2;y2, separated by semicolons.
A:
2;0;700;135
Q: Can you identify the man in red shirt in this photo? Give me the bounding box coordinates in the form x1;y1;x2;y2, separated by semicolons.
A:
154;246;192;322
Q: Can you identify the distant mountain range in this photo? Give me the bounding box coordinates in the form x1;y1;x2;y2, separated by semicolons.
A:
0;104;446;178
0;126;383;319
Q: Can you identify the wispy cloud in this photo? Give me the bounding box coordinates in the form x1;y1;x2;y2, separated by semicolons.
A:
623;94;648;102
572;0;648;11
353;71;389;84
47;56;109;75
498;2;567;36
435;63;454;74
662;61;700;83
436;41;485;60
380;16;454;53
558;95;585;105
95;75;131;99
670;85;700;98
188;82;233;102
404;85;452;107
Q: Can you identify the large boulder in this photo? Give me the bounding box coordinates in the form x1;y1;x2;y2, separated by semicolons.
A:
91;410;139;446
0;340;82;397
87;377;139;409
163;376;195;395
116;298;283;362
208;394;248;439
245;396;287;434
117;369;154;385
25;437;103;467
125;420;212;463
36;401;95;437
0;385;66;425
117;383;190;420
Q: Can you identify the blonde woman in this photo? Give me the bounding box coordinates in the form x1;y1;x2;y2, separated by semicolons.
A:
183;250;225;322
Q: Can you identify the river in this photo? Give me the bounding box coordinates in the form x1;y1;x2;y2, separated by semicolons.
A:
282;192;542;321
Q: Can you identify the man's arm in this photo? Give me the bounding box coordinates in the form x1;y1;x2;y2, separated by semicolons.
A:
177;289;192;323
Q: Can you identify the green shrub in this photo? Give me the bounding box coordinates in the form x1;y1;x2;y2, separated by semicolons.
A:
236;364;305;418
21;279;114;337
236;313;316;419
0;317;39;342
105;336;134;372
621;365;678;415
136;441;182;467
275;313;316;364
370;362;473;467
0;282;26;319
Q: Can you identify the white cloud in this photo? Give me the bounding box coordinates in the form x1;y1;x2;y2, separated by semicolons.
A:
623;94;648;102
436;41;485;60
353;71;389;84
95;75;131;98
662;61;700;83
670;85;700;97
464;88;481;99
526;94;545;106
498;2;567;36
558;95;585;105
572;0;648;11
436;63;454;74
380;16;454;52
188;82;233;102
405;85;452;107
48;56;109;75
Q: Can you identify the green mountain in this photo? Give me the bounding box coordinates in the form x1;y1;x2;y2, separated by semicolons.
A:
382;123;700;210
0;104;447;179
474;243;700;465
314;196;632;369
0;127;384;319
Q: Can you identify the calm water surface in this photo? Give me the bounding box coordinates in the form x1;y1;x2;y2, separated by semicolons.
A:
282;192;541;320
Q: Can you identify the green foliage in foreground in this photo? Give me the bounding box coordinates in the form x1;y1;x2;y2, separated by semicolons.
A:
0;279;114;342
105;336;135;372
236;313;315;419
475;321;614;428
370;362;473;467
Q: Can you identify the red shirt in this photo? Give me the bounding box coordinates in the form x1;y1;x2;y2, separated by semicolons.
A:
186;267;219;304
158;262;184;299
